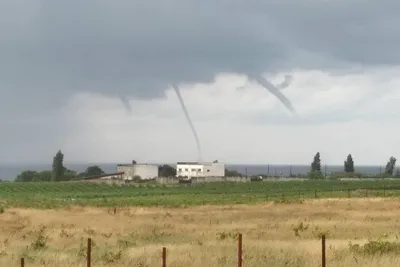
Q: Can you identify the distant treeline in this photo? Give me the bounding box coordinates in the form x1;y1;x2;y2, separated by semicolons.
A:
11;150;400;182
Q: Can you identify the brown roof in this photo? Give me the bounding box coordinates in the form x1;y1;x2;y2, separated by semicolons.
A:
75;172;124;181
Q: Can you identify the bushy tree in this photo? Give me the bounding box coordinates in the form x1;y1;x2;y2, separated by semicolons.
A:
344;154;355;173
51;150;64;182
62;167;77;180
15;170;38;182
225;169;242;177
34;171;52;182
385;156;397;176
15;170;52;182
158;165;176;177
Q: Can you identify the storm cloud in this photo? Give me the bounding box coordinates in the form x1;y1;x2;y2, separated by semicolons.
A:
2;0;400;115
2;0;400;164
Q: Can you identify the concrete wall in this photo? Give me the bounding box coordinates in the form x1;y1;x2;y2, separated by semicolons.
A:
116;164;159;180
156;176;250;184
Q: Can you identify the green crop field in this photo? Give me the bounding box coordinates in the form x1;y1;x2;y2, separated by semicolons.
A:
1;179;400;209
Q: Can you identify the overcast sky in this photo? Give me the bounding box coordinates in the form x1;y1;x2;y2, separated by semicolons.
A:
1;0;400;165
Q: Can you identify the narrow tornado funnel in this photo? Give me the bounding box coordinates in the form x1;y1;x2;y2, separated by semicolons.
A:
172;84;203;162
118;94;133;115
249;74;296;114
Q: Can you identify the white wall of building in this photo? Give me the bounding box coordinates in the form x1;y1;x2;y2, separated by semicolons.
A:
176;162;204;178
176;162;225;178
116;164;159;180
203;162;225;177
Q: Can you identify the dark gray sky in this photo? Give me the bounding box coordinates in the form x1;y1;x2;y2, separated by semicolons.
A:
1;0;400;164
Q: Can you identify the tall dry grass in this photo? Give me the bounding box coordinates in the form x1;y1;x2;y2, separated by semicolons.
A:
1;198;400;266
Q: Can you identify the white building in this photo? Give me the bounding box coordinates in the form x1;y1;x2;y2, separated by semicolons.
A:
176;161;225;178
116;162;159;180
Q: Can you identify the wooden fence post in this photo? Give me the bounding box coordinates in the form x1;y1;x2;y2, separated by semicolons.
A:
162;247;167;267
238;233;243;267
321;235;326;267
87;238;92;267
20;258;24;267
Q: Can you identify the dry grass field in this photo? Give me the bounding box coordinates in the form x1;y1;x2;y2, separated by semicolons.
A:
1;198;400;266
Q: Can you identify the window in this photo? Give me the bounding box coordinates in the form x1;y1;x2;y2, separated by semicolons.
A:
197;168;201;172
191;168;196;172
207;169;210;172
185;168;188;171
178;168;182;172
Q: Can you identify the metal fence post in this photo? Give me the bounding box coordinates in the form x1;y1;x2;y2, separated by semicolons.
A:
87;238;92;267
238;233;243;267
321;235;326;267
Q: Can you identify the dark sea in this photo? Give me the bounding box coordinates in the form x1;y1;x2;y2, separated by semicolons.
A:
0;163;387;181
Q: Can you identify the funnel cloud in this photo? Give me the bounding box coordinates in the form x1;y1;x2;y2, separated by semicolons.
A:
172;84;203;161
249;75;296;114
118;95;133;115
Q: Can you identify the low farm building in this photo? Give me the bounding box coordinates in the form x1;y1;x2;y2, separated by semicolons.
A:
176;161;225;178
116;162;159;180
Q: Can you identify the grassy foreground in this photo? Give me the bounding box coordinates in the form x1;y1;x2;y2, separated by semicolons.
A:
1;198;400;266
1;180;400;208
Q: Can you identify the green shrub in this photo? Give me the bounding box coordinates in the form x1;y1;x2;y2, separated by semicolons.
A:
308;171;325;180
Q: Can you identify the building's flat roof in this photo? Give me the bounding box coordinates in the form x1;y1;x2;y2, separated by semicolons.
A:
177;162;224;165
117;163;158;167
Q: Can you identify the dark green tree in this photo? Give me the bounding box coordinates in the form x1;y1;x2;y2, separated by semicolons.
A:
344;154;355;173
15;170;52;182
62;167;77;180
85;166;105;176
385;156;397;176
34;170;52;182
225;169;242;177
15;170;39;182
311;152;322;172
51;150;64;182
309;152;323;179
158;165;176;177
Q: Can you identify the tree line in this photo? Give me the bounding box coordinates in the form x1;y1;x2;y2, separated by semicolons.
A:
13;149;399;182
15;150;180;182
309;152;398;179
15;150;107;182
